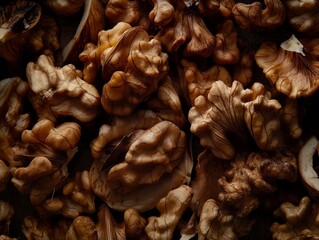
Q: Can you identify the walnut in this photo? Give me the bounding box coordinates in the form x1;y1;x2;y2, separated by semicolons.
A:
65;216;97;240
182;59;232;106
105;0;151;28
45;0;84;16
0;77;30;146
26;55;101;122
21;119;81;151
218;152;297;217
271;196;319;239
255;34;319;98
43;171;95;218
79;22;132;83
232;0;286;31
100;26;169;116
154;1;215;57
90;120;193;211
145;185;193;240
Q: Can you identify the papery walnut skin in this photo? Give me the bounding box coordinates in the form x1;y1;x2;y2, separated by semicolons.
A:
145;185;193;240
62;0;105;64
26;55;101;123
255;35;319;98
232;0;286;32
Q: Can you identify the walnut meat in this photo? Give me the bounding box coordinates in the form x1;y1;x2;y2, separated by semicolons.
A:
26;55;101;122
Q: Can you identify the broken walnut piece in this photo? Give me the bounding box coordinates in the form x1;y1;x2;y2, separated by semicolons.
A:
145;185;193;240
271;196;319;239
21;119;81;151
65;216;97;240
26;54;101;122
232;0;286;31
255;34;319;98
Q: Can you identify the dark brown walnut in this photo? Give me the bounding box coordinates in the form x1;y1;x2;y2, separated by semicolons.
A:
90;120;193;211
100;26;169;116
232;0;286;31
198;0;235;18
79;22;132;83
212;20;240;64
255;34;319;98
0;160;10;192
45;0;84;16
0;201;14;235
65;216;97;240
124;208;147;239
62;0;105;64
154;1;215;57
182;59;232;106
105;0;151;29
43;171;95;218
0;1;60;75
0;77;30;146
271;196;319;239
218;151;297;217
22;216;72;239
145;185;193;240
284;0;319;35
26;55;101;123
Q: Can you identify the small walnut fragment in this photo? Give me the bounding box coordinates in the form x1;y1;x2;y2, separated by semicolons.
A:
212;20;240;64
271;196;319;239
284;0;319;35
101;26;169;116
145;185;193;240
255;34;319;98
182;59;232;105
232;0;286;31
149;0;175;26
26;55;101;122
43;171;95;218
65;216;97;240
105;0;151;28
